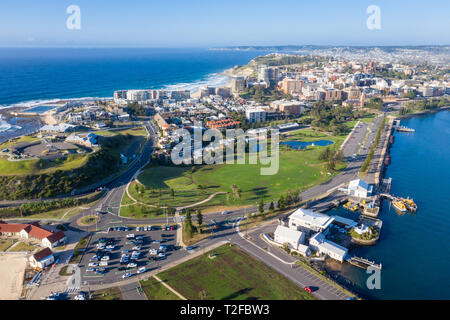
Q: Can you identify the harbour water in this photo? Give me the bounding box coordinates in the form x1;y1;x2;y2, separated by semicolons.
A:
326;110;450;299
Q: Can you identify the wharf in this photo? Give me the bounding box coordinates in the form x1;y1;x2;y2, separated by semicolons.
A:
396;126;415;133
347;256;382;270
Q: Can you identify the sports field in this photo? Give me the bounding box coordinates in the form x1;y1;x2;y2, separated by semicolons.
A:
157;244;315;300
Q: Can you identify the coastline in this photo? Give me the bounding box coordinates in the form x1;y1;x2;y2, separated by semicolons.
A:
395;105;450;119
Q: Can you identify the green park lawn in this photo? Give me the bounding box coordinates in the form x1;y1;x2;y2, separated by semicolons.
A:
94;126;147;137
140;277;181;300
90;287;123;300
125;128;349;211
157;244;315;300
0;153;89;176
8;241;35;252
0;239;15;251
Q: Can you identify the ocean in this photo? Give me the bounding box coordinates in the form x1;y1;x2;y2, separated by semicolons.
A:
0;48;271;108
326;110;450;299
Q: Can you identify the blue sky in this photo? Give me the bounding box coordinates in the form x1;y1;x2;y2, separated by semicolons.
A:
0;0;449;47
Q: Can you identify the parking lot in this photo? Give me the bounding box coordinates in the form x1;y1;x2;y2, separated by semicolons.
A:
79;224;180;286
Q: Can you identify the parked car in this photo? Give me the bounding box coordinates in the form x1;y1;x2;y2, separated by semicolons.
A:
127;263;137;268
126;234;135;239
101;256;110;261
96;268;106;274
304;286;312;293
137;267;146;274
122;272;132;279
99;261;108;267
86;267;95;272
185;246;195;251
88;262;98;267
221;211;230;215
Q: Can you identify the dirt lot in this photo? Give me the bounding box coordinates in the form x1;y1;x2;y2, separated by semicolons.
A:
0;253;27;300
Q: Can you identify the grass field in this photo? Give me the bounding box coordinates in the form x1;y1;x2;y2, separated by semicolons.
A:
157;244;315;300
140;277;181;300
8;241;35;252
0;135;40;149
0;239;15;252
94;126;147;137
119;203;163;219
0;153;89;176
90;287;123;300
130;128;348;210
69;234;91;264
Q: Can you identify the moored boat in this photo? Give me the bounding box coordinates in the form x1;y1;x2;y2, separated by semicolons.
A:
392;200;407;212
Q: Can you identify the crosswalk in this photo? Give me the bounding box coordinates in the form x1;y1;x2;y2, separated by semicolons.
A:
65;287;80;293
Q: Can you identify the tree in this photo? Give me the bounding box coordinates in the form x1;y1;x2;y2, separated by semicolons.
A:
196;209;203;226
184;209;194;238
269;201;274;212
278;195;285;209
170;188;175;199
258;197;264;214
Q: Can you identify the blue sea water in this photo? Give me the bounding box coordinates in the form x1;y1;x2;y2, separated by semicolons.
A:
0;48;272;107
326;110;450;299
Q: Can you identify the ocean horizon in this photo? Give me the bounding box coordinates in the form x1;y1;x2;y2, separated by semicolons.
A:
0;47;273;109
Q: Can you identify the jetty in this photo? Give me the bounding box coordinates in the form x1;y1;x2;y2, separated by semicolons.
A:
396;126;415;133
347;256;382;270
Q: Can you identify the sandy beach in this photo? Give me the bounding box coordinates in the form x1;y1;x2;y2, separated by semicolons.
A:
0;253;27;300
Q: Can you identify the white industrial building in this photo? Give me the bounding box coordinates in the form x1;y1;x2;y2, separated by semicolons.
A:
309;232;348;262
288;208;335;233
345;179;373;198
274;225;305;250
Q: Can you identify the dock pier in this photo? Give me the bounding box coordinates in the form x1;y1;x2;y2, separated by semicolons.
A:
348;256;382;270
396;126;415;133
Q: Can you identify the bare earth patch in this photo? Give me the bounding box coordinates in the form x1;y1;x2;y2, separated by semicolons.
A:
0;253;27;300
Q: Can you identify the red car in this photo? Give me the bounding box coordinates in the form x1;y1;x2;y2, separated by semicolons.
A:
304;286;312;293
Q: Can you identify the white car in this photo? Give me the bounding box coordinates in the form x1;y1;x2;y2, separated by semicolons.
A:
126;234;135;239
106;245;115;249
127;263;137;268
74;294;86;300
221;211;229;215
101;256;110;261
122;272;132;279
137;267;146;274
99;261;108;267
88;262;98;267
132;246;141;251
149;249;158;255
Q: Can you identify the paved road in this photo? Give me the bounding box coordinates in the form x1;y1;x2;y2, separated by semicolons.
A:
120;282;147;300
25;118;384;300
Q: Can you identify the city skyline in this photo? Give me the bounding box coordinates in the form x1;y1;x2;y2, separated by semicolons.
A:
1;0;449;47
